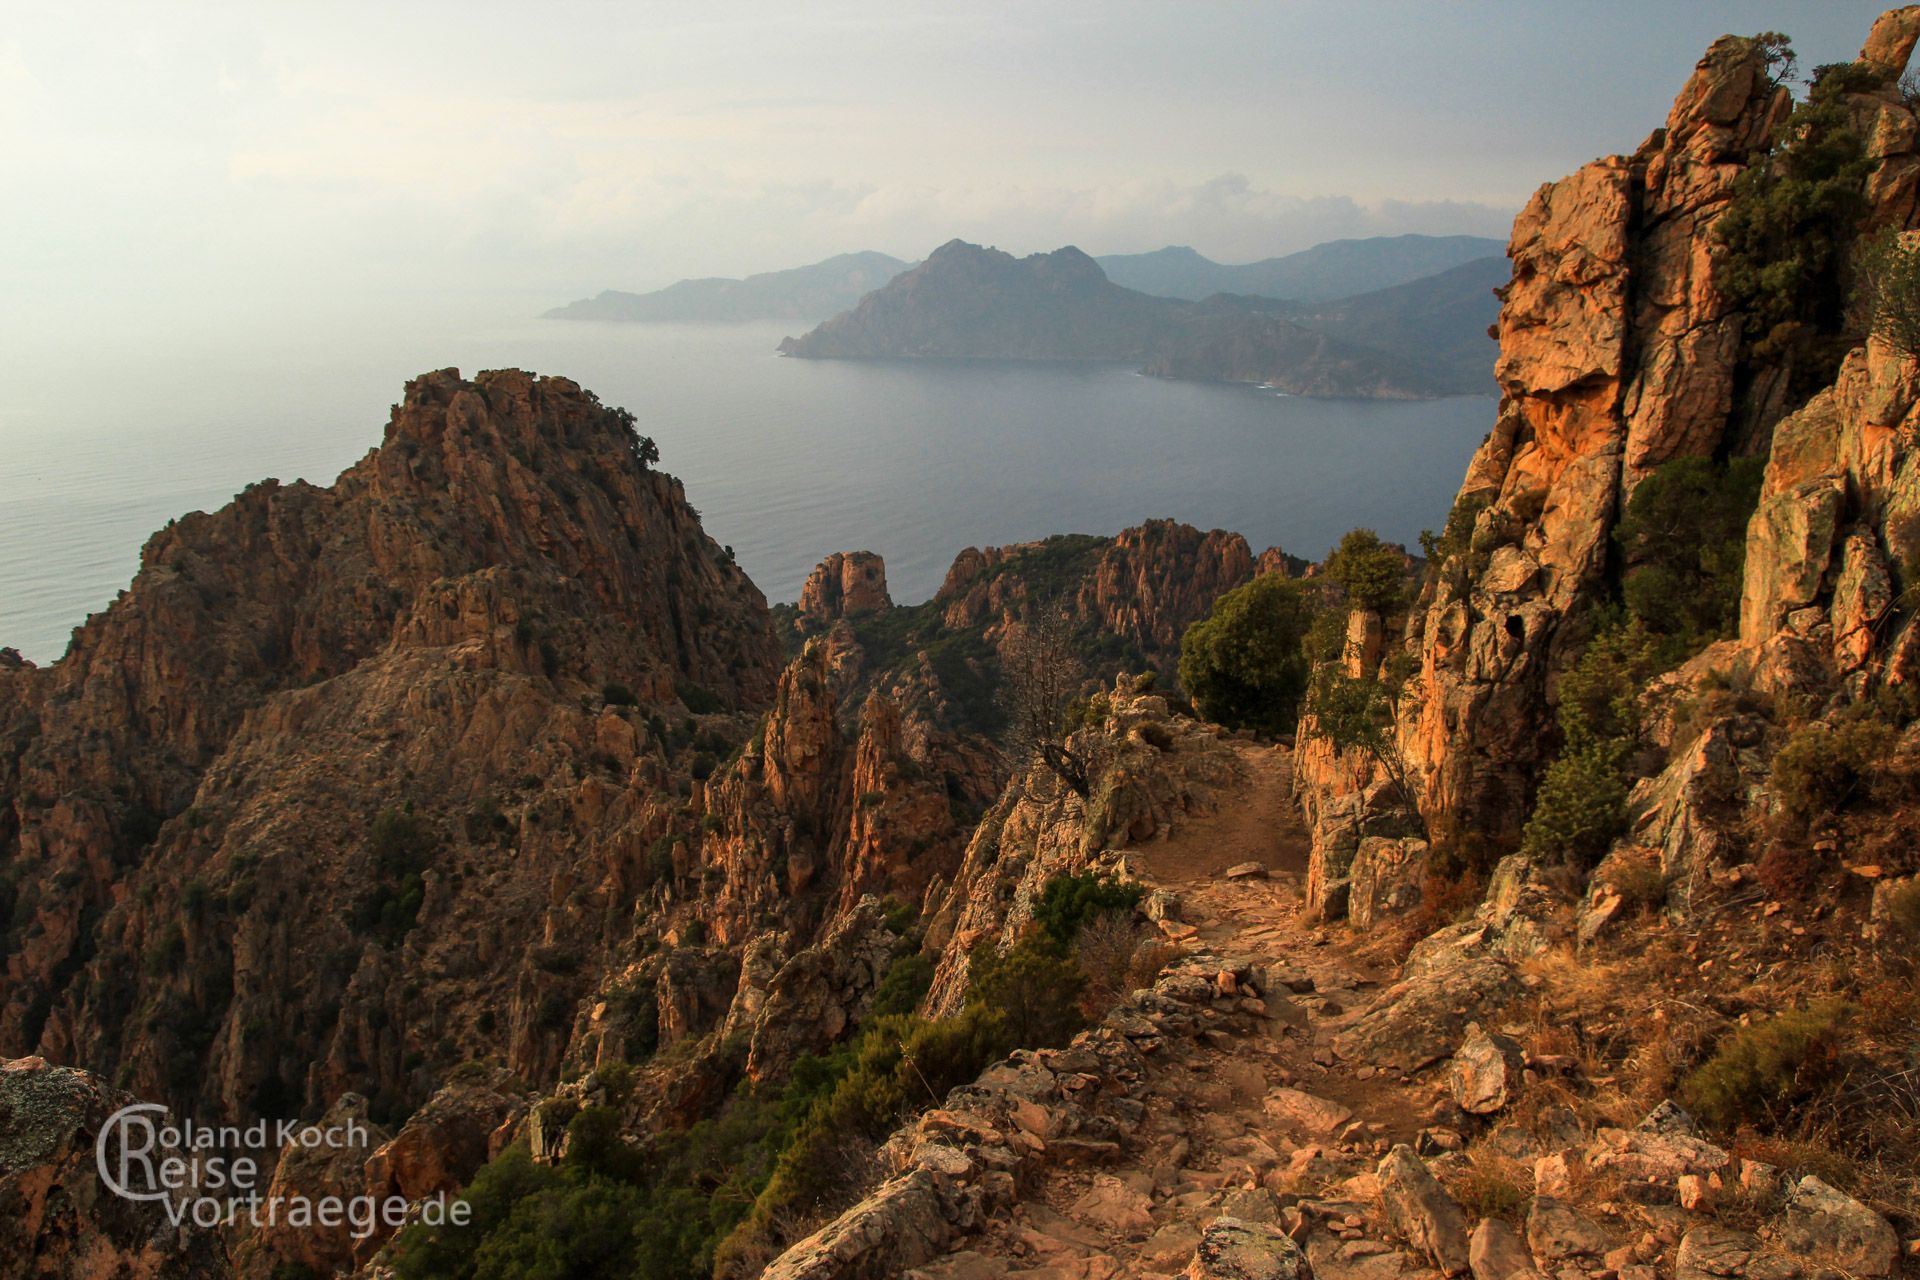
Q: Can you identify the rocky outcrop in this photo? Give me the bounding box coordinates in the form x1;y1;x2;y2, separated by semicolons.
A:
744;897;898;1083
0;1056;225;1279
922;691;1240;1015
799;552;892;625
1298;11;1920;921
932;524;1255;674
1740;337;1920;696
1077;522;1256;657
1377;32;1792;842
233;1092;390;1279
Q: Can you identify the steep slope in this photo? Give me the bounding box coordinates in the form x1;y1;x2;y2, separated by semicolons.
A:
1097;233;1506;302
544;251;912;323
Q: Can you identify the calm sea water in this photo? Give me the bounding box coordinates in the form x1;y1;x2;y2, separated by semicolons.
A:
0;306;1494;665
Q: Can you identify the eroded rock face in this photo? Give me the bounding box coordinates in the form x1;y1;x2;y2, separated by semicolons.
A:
1740;339;1920;697
921;693;1240;1015
1077;522;1256;657
0;1056;224;1279
233;1092;390;1279
1380;34;1789;844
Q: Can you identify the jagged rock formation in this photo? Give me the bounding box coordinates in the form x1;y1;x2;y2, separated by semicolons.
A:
0;368;784;1123
1300;12;1920;850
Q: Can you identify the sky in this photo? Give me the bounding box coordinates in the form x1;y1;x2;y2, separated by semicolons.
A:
0;1;1905;315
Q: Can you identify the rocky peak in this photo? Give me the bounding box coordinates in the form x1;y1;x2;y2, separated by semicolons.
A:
1862;5;1920;74
798;550;892;625
0;368;781;1124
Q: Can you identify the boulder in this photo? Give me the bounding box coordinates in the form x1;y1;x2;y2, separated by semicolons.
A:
1446;1023;1526;1115
1779;1175;1899;1277
1332;959;1524;1071
1264;1087;1357;1138
1187;1217;1315;1280
0;1057;226;1280
1525;1196;1614;1261
1348;837;1428;930
1469;1217;1546;1280
1674;1225;1803;1280
1377;1145;1471;1275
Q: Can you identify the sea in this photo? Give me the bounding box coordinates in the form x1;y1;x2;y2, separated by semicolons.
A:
0;300;1495;665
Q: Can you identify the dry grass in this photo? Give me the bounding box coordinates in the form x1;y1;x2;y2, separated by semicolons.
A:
1445;1149;1533;1224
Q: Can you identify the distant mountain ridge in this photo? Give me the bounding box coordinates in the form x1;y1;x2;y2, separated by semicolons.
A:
779;239;1500;398
1094;233;1505;302
545;251;912;323
541;234;1505;326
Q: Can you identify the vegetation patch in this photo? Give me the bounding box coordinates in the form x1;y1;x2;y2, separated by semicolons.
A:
1679;1001;1848;1132
1177;574;1317;735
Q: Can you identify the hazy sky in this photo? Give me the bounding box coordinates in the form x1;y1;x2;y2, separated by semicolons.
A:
1;1;1904;311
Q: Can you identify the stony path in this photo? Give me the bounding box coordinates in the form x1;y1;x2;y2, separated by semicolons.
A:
912;743;1447;1280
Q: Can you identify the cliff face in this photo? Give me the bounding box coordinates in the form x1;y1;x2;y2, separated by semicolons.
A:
0;369;781;1121
1303;20;1920;849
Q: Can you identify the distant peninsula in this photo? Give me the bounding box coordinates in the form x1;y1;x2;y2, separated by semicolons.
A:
544;251;912;323
777;239;1503;399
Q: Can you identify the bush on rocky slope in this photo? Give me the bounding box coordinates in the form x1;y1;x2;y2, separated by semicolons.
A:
1717;56;1882;393
1615;457;1765;651
1176;574;1317;735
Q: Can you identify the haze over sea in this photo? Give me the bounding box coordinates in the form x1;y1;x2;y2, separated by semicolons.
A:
0;296;1493;666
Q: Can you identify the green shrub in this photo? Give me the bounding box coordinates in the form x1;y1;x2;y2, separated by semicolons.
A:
1614;457;1764;648
868;953;933;1019
1176;575;1317;734
1679;1002;1848;1131
1555;622;1667;750
1322;527;1407;612
601;681;638;708
1770;718;1892;829
1032;872;1144;951
354;809;433;947
1716;56;1881;392
966;936;1085;1049
1520;740;1632;869
674;681;724;715
1419;493;1492;577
